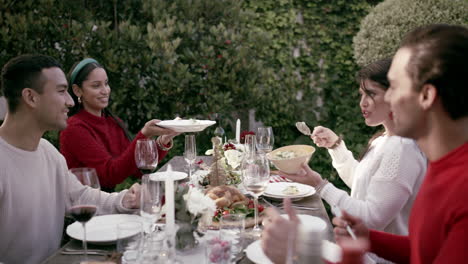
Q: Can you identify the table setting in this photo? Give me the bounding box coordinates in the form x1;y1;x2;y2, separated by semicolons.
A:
42;120;340;264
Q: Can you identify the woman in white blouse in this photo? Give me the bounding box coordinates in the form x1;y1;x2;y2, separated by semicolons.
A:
283;58;427;263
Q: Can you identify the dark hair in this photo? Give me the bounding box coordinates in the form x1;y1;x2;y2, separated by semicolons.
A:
68;61;103;115
1;54;63;113
357;57;393;93
400;24;468;120
356;58;392;160
68;60;132;140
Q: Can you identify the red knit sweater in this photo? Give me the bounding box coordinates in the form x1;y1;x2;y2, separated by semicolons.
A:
60;109;169;189
369;142;468;263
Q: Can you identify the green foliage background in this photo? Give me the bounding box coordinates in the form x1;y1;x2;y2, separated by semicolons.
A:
353;0;468;66
1;0;382;193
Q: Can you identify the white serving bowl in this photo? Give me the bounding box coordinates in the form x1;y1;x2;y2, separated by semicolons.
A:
266;145;315;174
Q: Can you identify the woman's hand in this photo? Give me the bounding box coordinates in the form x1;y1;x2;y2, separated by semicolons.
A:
280;163;324;187
141;119;176;137
332;210;370;241
122;183;141;209
159;131;180;145
310;126;340;148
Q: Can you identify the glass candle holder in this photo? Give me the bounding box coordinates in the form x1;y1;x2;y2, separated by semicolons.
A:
205;237;231;264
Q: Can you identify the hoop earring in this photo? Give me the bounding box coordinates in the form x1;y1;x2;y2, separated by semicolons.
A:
77;96;82;104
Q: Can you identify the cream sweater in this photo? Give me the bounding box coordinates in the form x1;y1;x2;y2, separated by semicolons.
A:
319;135;426;263
0;137;133;264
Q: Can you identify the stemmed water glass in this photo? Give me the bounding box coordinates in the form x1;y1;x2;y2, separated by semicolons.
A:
241;154;270;237
184;134;197;182
256;126;274;154
244;134;256;158
68;167;101;262
140;174;162;234
135;139;159;174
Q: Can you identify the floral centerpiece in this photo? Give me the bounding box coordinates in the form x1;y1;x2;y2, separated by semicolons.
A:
200;142;245;186
173;184;216;251
197;131;256;187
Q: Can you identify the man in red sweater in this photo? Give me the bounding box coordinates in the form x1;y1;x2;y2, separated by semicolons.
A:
262;24;468;264
332;24;468;263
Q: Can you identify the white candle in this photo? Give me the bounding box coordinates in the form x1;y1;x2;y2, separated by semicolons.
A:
235;119;241;143
165;166;175;232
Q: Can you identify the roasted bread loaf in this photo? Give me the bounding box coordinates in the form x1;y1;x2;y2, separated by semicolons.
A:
205;185;249;208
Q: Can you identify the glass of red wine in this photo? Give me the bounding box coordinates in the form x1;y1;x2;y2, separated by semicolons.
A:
135;139;159;175
68;167;101;262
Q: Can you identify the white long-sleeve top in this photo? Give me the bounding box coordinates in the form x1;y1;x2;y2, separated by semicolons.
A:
0;137;134;264
320;135;426;234
319;135;426;263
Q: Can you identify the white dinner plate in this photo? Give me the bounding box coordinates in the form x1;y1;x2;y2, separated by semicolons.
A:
281;214;327;232
245;239;342;264
264;182;316;199
66;214;144;245
157;119;216;133
150;171;187;181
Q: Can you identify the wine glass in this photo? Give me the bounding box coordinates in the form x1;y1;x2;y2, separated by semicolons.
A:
135;139;159;174
140;175;162;233
68;167;101;262
256;126;274;154
241;154;270;237
184;134;197;182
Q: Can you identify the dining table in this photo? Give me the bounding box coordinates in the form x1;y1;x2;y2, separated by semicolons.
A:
41;156;334;264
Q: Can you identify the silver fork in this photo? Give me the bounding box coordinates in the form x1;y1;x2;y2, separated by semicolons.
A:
285;204;319;211
61;248;110;255
262;197;319;211
275;201;319;211
261;197;282;212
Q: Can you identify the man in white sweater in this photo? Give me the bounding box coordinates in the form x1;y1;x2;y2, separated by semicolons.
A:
0;54;141;263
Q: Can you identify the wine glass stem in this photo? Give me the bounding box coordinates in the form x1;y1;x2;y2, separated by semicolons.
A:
82;223;88;261
253;196;259;230
188;163;192;180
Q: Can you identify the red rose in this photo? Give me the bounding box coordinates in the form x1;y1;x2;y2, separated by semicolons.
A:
224;40;231;45
217;54;223;59
240;130;255;144
223;143;236;151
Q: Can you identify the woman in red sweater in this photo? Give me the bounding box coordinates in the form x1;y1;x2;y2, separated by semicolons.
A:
60;58;177;191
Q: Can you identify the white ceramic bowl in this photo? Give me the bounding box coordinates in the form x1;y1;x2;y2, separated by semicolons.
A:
266;145;315;174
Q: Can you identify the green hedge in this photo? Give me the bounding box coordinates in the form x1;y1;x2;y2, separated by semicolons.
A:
1;0;381;193
353;0;468;66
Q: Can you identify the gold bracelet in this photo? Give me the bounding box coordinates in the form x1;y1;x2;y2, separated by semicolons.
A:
156;136;173;151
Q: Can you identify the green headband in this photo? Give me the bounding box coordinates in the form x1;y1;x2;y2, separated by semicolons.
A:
70;58;98;85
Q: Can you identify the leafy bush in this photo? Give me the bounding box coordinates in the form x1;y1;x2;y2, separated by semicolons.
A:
279;0;377;191
353;0;468;66
1;0;387;196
